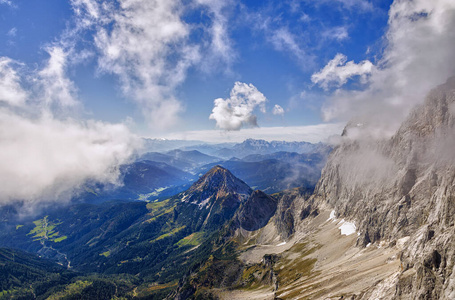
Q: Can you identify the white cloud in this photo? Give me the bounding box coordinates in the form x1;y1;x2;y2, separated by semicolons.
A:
335;0;373;11
38;47;79;108
0;57;28;106
7;27;16;37
209;82;267;131
321;0;455;138
0;53;140;208
322;26;349;41
0;111;138;206
273;104;285;116
69;0;200;130
312;53;374;90
195;0;236;71
269;27;313;68
0;0;11;6
68;0;239;131
163;123;345;143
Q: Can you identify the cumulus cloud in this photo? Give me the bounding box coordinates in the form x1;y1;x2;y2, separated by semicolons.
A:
209;82;267;130
312;53;374;90
273;104;285;116
321;0;455;139
0;58;28;106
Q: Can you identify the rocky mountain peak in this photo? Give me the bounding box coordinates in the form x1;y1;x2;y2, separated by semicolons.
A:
177;166;253;232
182;166;252;206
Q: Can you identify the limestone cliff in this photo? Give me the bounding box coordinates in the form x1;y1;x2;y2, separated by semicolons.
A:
312;77;455;299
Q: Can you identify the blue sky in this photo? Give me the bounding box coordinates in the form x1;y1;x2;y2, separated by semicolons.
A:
0;0;454;204
0;0;393;140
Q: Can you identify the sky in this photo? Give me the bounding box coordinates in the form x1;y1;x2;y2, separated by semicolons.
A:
0;0;394;140
0;0;455;206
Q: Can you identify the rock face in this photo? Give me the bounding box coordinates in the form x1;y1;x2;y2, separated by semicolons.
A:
312;77;455;298
236;190;277;231
182;165;252;206
177;165;253;231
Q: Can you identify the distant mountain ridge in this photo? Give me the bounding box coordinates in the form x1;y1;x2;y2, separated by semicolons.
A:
195;153;325;194
139;149;220;171
213;139;331;159
141;138;331;159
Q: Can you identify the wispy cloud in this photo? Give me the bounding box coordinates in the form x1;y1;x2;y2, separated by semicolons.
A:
88;0;198;129
335;0;373;11
312;53;374;90
7;27;16;37
311;0;374;12
273;104;285;116
322;26;349;41
0;0;12;6
210;82;267;131
269;27;314;67
0;58;28;107
38;46;79;108
69;0;238;130
195;0;236;72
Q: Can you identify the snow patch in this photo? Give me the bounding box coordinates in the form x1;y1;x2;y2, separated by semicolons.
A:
328;210;336;222
197;197;212;209
338;219;357;236
181;194;188;202
277;242;287;246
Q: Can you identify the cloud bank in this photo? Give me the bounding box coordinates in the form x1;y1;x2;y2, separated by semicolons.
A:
210;82;267;130
0;112;137;206
165;123;345;143
319;0;455;138
0;51;139;208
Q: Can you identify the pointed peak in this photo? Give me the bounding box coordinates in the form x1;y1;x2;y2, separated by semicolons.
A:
182;166;252;206
207;165;228;174
194;165;247;191
250;189;268;197
236;189;277;231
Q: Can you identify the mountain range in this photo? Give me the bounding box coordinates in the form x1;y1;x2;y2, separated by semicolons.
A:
82;141;331;202
1;78;455;299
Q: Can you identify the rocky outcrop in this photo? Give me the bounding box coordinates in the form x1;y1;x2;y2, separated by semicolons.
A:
176;165;253;232
235;190;277;231
311;77;455;298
